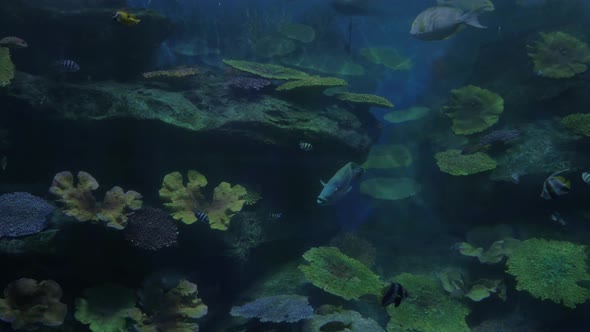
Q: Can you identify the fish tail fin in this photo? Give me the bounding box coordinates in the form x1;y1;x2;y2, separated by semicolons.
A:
461;10;486;29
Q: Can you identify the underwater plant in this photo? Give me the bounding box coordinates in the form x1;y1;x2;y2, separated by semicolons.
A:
304;310;385;332
299;246;384;301
0;278;67;330
336;92;394;109
276;76;348;91
75;284;138;332
123;207;179;251
0;47;15;87
222;59;310;80
383;106;431;124
386;273;470;332
278;23;316;43
0;192;54;238
133;279;208;332
360;47;413;71
442;85;504;135
527;31;590;79
158;170;247;230
49;171;142;229
435;150;496;176
506;238;590;308
561;113;590;137
230;294;313;323
362;144;413;169
360;177;421;200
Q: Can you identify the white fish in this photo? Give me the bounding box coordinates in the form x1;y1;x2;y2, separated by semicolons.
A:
437;0;495;12
410;6;486;41
582;172;590;184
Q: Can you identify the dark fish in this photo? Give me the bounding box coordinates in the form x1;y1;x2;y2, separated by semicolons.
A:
193;210;209;223
540;169;571;200
319;321;353;332
381;282;408;307
54;59;80;72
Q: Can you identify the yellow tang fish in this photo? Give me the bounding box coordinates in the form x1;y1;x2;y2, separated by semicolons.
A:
112;10;141;26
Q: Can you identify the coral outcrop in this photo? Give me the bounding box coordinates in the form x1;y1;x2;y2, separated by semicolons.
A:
442;85;504;135
527;31;590;79
0;192;54;238
435;150;496;176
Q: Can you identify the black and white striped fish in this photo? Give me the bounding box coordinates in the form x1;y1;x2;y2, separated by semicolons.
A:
540;169;571;200
53;59;80;72
193;209;209;223
299;141;313;152
582;172;590;184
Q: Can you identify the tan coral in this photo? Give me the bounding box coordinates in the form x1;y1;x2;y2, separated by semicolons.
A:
206;182;247;231
97;187;143;230
49;171;100;222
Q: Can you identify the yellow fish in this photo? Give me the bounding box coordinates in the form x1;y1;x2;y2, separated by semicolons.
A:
112;10;141;26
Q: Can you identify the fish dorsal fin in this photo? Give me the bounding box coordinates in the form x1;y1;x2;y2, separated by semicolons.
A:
321;180;327;187
460;10;486;29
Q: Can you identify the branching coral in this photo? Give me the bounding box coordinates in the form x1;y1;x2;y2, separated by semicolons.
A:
0;278;67;330
442;85;504;135
360;47;413;71
158;170;247;230
386;273;470;332
506;238;590;308
0;192;54;238
360;177;421;200
276;76;348;91
336;92;394;108
435;150;496;175
75;284;138;332
49;171;143;229
562;113;590;137
299;246;384;300
527;31;590;78
230;295;313;323
0;47;15;87
222;59;310;80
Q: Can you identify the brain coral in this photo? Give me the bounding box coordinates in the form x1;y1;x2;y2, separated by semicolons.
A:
123;207;178;251
527;31;590;79
0;47;15;87
442;85;504;135
230;295;313;323
435;149;497;176
506;238;590;308
0;192;54;238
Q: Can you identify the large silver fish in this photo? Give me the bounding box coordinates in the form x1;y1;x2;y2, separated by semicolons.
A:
317;162;364;205
410;6;486;41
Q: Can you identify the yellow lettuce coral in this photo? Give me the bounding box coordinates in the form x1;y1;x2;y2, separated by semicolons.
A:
97;187;143;230
336;92;394;108
0;47;15;87
527;31;590;79
159;170;247;230
443;85;504;135
435;149;496;175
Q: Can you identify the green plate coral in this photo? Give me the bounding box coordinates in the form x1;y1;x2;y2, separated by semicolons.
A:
336;92;394;109
279;23;316;43
506;238;590;308
527;31;590;79
0;47;15;87
360;47;413;71
360;177;421;200
386;273;470;332
362;144;413;169
222;59;310;80
435;149;497;176
442;85;504;135
562;113;590;137
74;284;138;332
276;76;348;91
384;106;431;124
299;246;384;300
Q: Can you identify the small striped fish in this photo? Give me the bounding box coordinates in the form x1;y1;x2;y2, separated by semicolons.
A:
194;210;209;223
582;172;590;184
540;169;571;200
299;142;313;152
54;60;80;73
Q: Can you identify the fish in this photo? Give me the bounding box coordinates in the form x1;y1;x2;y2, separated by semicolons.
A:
319;321;353;332
267;212;284;221
53;60;80;72
317;162;364;205
0;156;6;171
381;282;408;307
193;209;209;223
410;6;486;41
0;36;28;48
112;10;141;26
540;169;571;200
299;142;313;152
582;172;590;184
437;0;495;12
550;211;566;227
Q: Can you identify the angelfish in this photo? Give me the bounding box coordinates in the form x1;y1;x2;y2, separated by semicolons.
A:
317;162;364;205
540;169;571;200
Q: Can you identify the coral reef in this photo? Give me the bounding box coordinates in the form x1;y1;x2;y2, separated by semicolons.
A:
158;170;247;230
0;192;54;238
561;113;590;137
49;171;143;229
360;47;413;71
74;284;138;332
230;295;313;323
527;31;590;78
336;92;394;108
279;23;316;43
329;232;377;267
384;106;431;124
442;85;504;135
435;150;496;176
0;278;67;330
134;279;207;332
304;310;385;332
123;207;179;251
362;144;412;169
299;247;384;300
222;59;310;80
276;76;348;91
386;273;470;332
506;238;590;308
225;76;271;91
360;177;421;200
0;47;15;87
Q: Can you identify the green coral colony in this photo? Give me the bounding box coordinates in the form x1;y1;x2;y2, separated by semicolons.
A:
1;0;590;332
